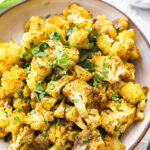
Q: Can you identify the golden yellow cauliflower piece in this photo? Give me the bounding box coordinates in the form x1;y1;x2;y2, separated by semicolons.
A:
0;107;11;138
54;99;65;118
113;16;128;32
49;122;67;145
0;66;26;98
63;79;101;118
97;33;114;55
68;29;90;49
97;29;140;61
0;40;22;74
47;75;75;98
21;31;45;51
94;16;117;39
8;126;34;150
104;135;126;150
63;3;93;29
6;110;26;135
101;100;136;136
25;103;54;131
24;16;45;32
41;96;57;111
112;29;140;60
74;65;92;81
33;131;50;150
135;99;146;121
65;105;87;129
27;57;52;91
13;98;30;113
47;14;70;30
91;54;135;84
74;129;105;150
84;109;101;129
120;82;146;104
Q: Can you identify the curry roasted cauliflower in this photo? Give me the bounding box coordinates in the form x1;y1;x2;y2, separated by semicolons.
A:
0;3;148;150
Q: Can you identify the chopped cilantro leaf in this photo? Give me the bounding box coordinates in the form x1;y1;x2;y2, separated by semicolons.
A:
102;58;109;77
4;101;8;109
45;14;51;18
48;83;55;90
82;135;92;143
35;81;46;95
26;65;31;74
65;24;79;36
56;57;70;67
75;143;88;150
50;32;62;41
113;24;121;30
112;93;121;103
94;72;104;84
115;126;121;132
30;40;34;46
41;134;45;143
38;23;41;28
16;108;22;113
14;116;21;123
32;42;48;57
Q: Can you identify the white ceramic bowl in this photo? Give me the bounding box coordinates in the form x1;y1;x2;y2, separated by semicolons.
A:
0;0;150;149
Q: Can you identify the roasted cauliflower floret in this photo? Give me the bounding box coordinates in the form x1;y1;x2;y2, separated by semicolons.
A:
91;54;135;83
0;66;26;98
63;3;93;29
65;105;87;129
27;57;52;92
21;31;45;51
41;96;57;111
101;100;136;136
13;98;30;113
84;109;101;129
0;40;22;74
47;14;70;30
32;131;51;150
96;34;114;55
24;16;45;32
97;29;140;61
94;16;117;39
113;16;128;32
0;106;11;138
68;29;90;49
54;99;65;118
8;126;34;150
74;65;92;81
119;82;145;104
49;122;67;145
104;135;126;150
63;79;101;118
6;110;26;135
74;129;105;150
112;29;140;60
135;99;146;121
25;103;54;130
47;75;75;98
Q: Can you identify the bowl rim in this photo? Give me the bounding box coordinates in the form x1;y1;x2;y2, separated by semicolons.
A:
0;0;150;149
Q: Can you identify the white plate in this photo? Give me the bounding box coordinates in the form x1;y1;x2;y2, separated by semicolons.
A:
0;0;150;149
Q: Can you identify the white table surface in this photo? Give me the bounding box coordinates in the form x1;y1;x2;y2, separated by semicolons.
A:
0;0;150;149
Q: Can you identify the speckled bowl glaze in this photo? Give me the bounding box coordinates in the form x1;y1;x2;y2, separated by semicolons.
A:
0;0;150;149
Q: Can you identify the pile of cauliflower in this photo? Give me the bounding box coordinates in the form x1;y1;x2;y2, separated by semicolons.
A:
0;3;148;150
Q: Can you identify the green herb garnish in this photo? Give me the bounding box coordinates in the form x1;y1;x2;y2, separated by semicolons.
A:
14;116;21;123
102;58;109;77
65;24;79;36
112;93;121;103
32;42;48;57
50;32;62;41
82;135;92;143
113;24;121;30
16;108;22;113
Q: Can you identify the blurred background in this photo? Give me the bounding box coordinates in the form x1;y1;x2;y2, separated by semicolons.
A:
0;0;150;149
